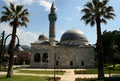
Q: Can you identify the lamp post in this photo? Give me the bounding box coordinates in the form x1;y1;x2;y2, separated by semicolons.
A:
54;53;56;81
53;53;60;81
0;31;24;71
112;44;117;68
0;31;5;70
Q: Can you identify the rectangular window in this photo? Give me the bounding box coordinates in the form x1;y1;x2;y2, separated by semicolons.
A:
56;60;59;66
70;61;73;66
81;61;84;66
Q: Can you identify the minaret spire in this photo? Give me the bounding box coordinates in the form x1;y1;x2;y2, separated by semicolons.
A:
51;2;54;8
50;2;55;14
48;2;57;45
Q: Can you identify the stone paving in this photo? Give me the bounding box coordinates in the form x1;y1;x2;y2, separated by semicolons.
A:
60;69;75;81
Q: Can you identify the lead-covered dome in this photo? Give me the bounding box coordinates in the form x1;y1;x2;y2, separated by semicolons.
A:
60;29;88;46
34;33;49;44
38;33;48;41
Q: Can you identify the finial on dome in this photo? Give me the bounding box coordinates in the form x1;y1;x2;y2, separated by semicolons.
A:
42;32;45;35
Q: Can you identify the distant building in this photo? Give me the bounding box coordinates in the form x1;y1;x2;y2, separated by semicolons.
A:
30;3;94;68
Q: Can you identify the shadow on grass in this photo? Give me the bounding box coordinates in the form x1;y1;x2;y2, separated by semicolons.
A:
0;75;48;81
0;76;6;79
46;77;61;81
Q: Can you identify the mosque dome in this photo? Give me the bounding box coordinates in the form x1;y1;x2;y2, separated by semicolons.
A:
38;33;48;41
34;33;49;44
60;29;88;46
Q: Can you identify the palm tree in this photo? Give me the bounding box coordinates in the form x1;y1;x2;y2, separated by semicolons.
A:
81;0;115;79
0;3;29;77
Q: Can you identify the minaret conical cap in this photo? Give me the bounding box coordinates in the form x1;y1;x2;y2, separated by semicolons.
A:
51;2;55;9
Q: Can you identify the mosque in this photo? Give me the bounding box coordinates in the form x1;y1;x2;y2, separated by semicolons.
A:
30;3;95;68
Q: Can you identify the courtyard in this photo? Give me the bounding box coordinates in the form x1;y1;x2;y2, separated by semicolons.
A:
0;65;120;81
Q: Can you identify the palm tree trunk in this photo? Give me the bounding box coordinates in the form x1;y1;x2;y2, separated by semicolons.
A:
6;20;17;78
96;16;104;79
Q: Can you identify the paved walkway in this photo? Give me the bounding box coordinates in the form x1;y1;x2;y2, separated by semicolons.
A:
60;69;75;81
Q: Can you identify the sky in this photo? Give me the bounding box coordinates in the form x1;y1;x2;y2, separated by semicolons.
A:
0;0;120;46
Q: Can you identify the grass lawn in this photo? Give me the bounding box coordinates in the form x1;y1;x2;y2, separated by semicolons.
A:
75;77;120;81
74;69;120;74
17;70;65;75
0;75;48;81
0;66;7;72
74;66;120;74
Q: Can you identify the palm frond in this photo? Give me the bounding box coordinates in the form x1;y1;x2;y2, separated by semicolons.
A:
19;9;29;17
90;16;95;26
90;20;95;26
0;16;10;22
104;15;114;19
85;19;91;25
108;13;115;17
106;6;114;12
81;13;91;20
93;0;98;8
16;5;23;15
19;21;27;27
85;2;93;10
1;3;29;28
100;0;108;8
101;18;107;24
2;6;11;13
1;11;11;16
21;17;29;22
23;9;29;16
9;21;14;27
81;8;91;14
10;2;15;12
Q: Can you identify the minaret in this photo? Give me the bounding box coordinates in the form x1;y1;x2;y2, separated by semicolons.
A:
48;2;57;45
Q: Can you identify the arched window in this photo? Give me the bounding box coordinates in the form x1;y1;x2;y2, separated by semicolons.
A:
34;53;41;62
42;53;48;62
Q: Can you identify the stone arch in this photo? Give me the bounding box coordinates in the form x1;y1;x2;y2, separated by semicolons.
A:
42;53;48;62
34;53;41;62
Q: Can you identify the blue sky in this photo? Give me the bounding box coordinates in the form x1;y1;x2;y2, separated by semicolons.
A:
0;0;120;46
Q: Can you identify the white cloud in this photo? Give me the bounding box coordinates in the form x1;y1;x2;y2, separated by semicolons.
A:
23;0;34;5
76;6;83;11
64;17;72;21
0;23;38;46
59;30;65;34
2;0;22;5
2;0;13;5
2;0;34;5
2;0;55;11
38;0;52;11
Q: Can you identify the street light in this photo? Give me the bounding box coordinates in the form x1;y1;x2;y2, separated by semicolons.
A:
54;53;56;81
0;31;5;70
53;52;60;81
0;31;24;70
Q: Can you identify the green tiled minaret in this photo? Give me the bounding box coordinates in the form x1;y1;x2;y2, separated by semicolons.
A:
48;2;57;45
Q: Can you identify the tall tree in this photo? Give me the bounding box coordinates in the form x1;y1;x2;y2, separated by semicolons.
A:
81;0;115;79
102;30;120;65
0;3;29;77
102;30;112;64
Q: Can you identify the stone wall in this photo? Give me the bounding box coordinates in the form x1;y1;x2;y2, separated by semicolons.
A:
30;43;94;68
